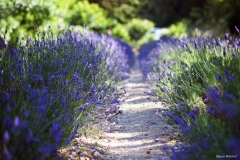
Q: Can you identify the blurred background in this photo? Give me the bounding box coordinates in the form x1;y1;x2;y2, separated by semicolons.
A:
1;0;240;50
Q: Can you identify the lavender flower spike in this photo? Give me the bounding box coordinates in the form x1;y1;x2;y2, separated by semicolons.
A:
3;130;10;144
235;26;240;33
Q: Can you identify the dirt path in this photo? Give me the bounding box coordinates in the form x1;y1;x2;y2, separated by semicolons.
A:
89;58;182;160
58;57;182;160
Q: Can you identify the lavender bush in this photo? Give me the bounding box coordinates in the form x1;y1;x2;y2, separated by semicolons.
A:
141;28;240;159
139;37;178;80
0;27;132;159
113;38;135;69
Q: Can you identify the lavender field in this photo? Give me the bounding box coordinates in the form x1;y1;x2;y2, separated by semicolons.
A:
1;1;240;158
1;25;240;160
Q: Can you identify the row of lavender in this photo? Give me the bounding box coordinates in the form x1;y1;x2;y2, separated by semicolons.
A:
0;27;134;159
139;28;240;159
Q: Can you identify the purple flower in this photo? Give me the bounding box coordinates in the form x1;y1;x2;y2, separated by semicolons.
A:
54;130;64;143
78;106;86;112
84;131;87;139
79;153;84;157
191;143;200;153
32;74;41;82
155;157;168;160
30;89;40;102
179;108;186;113
224;33;228;40
26;85;31;93
194;41;198;49
216;74;222;82
65;135;74;144
193;107;199;114
3;116;13;129
223;47;226;56
26;130;34;144
63;69;69;75
23;108;29;118
50;76;54;81
4;93;10;102
3;130;10;144
191;121;197;127
178;102;187;106
208;88;220;102
161;144;169;150
34;138;40;143
224;92;234;99
207;107;214;115
235;26;239;33
150;121;157;125
226;138;240;154
4;148;12;160
163;125;168;129
37;105;47;118
40;143;57;158
226;104;237;118
61;114;68;119
167;112;174;119
201;139;210;150
51;122;64;142
6;106;11;112
182;124;191;135
14;116;20;128
188;112;196;119
51;122;61;135
208;125;212;130
224;69;235;82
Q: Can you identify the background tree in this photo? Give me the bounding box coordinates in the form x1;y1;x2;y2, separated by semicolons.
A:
88;0;240;36
189;0;240;35
88;0;206;26
88;0;145;23
67;0;115;34
2;0;239;44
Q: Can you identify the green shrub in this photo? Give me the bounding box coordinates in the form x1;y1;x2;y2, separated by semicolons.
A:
112;24;130;42
68;0;114;34
0;0;53;42
167;20;188;39
126;18;154;40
